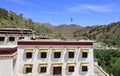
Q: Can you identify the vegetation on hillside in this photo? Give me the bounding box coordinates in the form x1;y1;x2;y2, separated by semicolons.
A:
94;49;120;76
74;23;120;47
0;7;120;47
0;8;52;34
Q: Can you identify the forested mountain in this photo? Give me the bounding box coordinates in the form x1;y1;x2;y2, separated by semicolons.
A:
0;8;120;47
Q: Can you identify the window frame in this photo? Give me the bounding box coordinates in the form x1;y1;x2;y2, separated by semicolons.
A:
26;52;33;59
0;37;5;41
19;36;24;40
23;64;33;74
82;52;88;58
40;66;47;73
54;52;61;58
9;37;15;41
68;52;74;58
26;67;32;73
24;49;34;59
82;66;88;72
40;52;47;58
68;66;74;72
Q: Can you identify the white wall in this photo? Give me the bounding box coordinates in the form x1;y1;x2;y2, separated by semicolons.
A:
0;58;13;76
16;45;94;76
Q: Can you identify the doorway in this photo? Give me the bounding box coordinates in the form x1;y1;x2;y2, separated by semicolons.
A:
53;67;62;75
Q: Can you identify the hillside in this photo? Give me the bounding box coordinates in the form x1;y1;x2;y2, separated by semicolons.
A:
0;7;120;47
74;22;120;47
53;24;83;38
0;8;53;34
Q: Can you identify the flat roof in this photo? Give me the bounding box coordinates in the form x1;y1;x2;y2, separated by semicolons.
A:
18;39;93;46
18;39;93;42
0;45;17;48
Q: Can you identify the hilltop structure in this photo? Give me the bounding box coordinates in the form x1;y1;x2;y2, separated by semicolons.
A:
0;26;95;76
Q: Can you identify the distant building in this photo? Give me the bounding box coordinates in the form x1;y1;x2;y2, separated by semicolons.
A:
0;25;35;45
0;26;95;76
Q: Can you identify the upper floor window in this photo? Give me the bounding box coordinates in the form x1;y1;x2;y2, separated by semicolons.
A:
24;49;33;59
53;49;62;58
39;49;48;58
26;52;32;58
68;49;75;58
41;52;47;58
9;37;15;41
81;49;89;58
82;52;88;58
69;52;74;58
19;36;24;40
54;52;61;58
0;37;5;41
30;36;36;40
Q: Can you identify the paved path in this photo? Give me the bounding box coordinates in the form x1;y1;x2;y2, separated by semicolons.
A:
94;65;109;76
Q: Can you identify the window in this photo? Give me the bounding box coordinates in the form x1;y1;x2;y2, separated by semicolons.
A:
68;52;74;58
19;36;24;40
26;67;32;73
24;64;33;74
30;37;36;40
54;52;61;58
39;64;47;73
40;67;47;73
53;67;62;75
82;52;88;58
82;66;88;72
26;52;32;58
24;49;33;59
68;66;74;72
41;52;47;58
0;37;5;41
9;37;15;41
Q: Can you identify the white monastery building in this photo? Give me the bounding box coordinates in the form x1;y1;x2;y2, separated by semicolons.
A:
0;26;95;76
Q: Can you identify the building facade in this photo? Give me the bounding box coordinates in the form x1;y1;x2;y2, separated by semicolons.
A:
14;40;94;76
0;26;95;76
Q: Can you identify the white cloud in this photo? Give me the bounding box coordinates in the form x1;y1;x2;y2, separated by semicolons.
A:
67;4;118;13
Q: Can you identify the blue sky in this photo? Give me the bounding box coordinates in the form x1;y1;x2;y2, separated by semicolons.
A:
0;0;120;26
